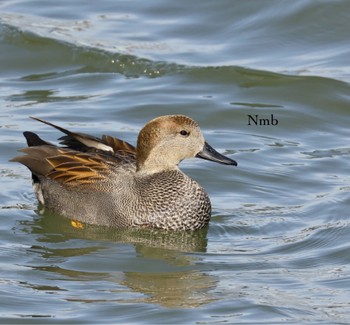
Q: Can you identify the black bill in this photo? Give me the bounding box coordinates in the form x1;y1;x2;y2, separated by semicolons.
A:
196;141;237;166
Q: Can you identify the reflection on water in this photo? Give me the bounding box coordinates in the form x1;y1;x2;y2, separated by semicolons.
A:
18;210;215;308
28;208;209;252
123;270;216;308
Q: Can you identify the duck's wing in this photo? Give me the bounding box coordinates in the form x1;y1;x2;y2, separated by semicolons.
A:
12;120;137;187
30;117;136;156
11;145;126;186
101;134;136;155
46;150;111;185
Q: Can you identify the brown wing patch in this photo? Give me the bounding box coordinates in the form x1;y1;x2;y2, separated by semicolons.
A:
102;135;135;154
46;150;109;185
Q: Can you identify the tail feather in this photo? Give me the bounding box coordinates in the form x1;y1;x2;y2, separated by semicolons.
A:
10;146;60;176
23;131;52;147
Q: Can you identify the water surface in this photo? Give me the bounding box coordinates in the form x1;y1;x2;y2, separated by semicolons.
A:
1;0;350;323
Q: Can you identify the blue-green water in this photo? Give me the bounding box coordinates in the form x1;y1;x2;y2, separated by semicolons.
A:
1;0;350;323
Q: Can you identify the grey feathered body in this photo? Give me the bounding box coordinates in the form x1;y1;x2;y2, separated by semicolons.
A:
37;168;211;230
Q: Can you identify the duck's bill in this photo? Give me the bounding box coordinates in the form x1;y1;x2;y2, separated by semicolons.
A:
196;142;237;166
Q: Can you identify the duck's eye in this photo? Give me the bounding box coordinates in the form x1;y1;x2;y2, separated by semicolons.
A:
180;130;189;137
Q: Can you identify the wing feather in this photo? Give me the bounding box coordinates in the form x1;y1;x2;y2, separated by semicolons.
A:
46;151;109;185
102;135;135;154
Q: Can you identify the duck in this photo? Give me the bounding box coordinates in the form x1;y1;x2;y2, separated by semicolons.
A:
11;115;237;230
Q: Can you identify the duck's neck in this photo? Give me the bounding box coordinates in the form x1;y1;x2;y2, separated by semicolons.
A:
136;157;179;175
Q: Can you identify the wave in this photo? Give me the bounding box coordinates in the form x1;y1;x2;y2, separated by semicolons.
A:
0;12;186;79
2;11;350;83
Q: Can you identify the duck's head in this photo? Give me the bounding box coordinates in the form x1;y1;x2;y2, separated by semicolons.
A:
136;115;237;173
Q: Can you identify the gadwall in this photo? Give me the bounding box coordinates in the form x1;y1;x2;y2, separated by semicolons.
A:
12;115;237;230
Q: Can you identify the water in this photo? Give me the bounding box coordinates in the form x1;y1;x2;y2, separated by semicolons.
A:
1;0;350;323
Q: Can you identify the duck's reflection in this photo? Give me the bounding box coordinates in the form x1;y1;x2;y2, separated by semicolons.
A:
20;210;216;308
123;270;216;308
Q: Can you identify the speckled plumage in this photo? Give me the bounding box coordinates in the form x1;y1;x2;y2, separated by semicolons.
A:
12;115;237;230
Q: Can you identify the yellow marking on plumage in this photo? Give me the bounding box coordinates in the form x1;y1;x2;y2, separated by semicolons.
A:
71;220;84;229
